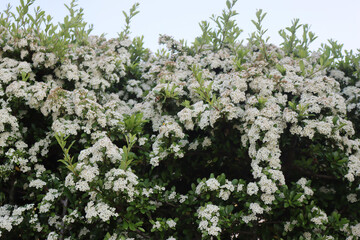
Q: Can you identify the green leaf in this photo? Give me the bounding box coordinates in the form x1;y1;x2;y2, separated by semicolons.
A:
299;60;305;75
129;222;136;231
103;232;111;240
123;221;129;230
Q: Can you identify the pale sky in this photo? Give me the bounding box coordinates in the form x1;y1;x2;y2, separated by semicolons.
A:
1;0;360;53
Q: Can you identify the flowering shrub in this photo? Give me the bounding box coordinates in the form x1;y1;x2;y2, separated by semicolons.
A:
1;0;360;239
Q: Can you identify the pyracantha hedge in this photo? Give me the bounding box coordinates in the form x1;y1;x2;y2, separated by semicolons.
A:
1;0;360;239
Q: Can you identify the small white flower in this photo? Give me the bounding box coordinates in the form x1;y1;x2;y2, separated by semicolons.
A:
29;179;46;189
347;193;358;203
206;178;220;191
249;202;264;215
152;221;161;230
247;182;259;196
166;219;176;228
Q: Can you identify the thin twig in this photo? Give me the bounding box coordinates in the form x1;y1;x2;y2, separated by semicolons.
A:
59;198;69;240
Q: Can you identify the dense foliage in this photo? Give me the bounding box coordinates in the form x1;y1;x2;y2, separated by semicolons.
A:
1;0;360;239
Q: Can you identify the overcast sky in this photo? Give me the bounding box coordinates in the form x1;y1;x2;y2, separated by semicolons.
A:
1;0;360;53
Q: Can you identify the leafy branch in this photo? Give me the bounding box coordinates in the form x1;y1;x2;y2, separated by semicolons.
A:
120;133;137;170
279;18;317;58
121;112;148;135
250;9;270;60
0;0;93;61
193;0;242;52
118;3;140;41
191;65;220;111
234;46;250;71
55;132;77;174
154;84;179;103
288;101;314;121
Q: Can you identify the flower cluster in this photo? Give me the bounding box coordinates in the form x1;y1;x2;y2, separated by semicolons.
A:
197;203;222;237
